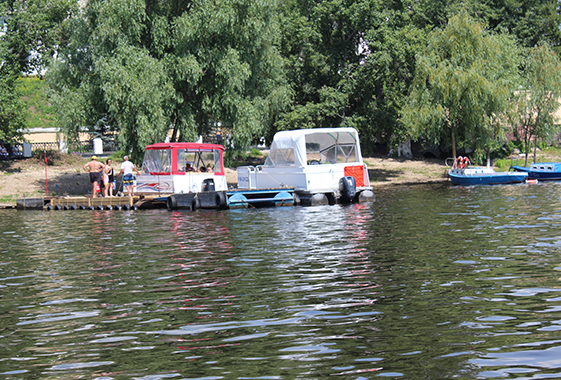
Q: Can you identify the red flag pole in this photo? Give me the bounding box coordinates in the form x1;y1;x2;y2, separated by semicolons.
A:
44;150;49;196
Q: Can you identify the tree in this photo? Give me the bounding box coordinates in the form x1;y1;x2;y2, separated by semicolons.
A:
513;44;561;166
275;0;426;154
0;71;25;143
0;0;76;143
0;0;77;75
402;10;520;160
48;0;290;162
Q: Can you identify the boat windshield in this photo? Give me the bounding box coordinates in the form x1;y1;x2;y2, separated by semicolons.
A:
264;148;295;167
142;149;172;173
305;133;357;164
178;148;222;173
264;130;360;167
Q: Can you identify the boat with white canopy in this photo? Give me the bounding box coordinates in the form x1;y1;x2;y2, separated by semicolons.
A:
237;128;375;205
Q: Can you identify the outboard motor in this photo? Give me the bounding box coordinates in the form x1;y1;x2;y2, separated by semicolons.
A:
202;178;215;192
339;176;356;203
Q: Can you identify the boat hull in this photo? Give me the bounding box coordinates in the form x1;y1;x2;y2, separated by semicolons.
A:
511;162;561;181
449;168;528;186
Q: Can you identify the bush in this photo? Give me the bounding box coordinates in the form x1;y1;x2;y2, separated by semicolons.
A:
249;148;262;158
110;150;126;162
31;150;86;166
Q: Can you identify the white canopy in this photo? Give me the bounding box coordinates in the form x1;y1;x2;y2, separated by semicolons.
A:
264;128;363;168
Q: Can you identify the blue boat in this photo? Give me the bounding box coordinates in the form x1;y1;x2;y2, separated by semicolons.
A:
449;167;528;185
449;156;528;185
511;162;561;181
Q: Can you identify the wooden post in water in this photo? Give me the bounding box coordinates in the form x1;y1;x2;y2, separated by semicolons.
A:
44;150;49;196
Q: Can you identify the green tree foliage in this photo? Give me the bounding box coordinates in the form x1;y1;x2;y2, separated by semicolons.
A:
465;0;561;51
402;11;520;159
48;0;291;162
12;0;561;160
16;77;56;129
405;0;561;50
0;72;25;143
513;44;561;166
1;0;77;74
276;0;560;154
0;0;75;142
276;0;426;153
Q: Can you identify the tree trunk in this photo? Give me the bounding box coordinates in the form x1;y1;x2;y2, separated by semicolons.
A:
451;123;457;159
533;138;537;164
170;119;178;143
524;130;530;167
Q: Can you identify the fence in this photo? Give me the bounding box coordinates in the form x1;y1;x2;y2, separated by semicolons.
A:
30;142;59;151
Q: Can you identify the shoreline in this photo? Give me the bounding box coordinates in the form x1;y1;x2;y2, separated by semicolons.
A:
0;156;451;206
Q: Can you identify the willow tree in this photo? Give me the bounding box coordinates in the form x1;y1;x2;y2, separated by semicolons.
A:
48;0;290;162
402;10;520;161
47;0;176;160
513;44;561;166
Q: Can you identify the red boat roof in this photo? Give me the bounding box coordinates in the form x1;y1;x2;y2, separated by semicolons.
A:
145;142;224;151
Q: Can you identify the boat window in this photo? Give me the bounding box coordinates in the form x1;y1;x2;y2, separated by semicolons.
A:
305;132;358;164
264;148;295;166
178;149;219;172
142;149;171;173
338;144;357;162
213;149;223;173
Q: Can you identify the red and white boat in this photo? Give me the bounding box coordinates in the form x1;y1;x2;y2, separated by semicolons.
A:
136;142;227;195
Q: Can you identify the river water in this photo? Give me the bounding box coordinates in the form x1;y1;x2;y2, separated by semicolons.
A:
1;182;561;379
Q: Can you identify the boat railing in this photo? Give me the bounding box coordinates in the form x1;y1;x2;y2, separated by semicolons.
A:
445;157;455;167
510;156;527;169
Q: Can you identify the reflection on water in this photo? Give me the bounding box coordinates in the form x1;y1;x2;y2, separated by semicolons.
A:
2;182;561;378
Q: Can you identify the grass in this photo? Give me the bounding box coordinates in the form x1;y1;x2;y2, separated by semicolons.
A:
16;76;56;130
0;195;16;203
491;146;561;171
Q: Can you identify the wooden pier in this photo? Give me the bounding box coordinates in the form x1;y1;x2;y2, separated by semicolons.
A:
16;195;168;211
16;187;297;211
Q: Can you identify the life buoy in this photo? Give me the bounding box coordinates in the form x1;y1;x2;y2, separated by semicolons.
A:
454;156;463;169
461;157;470;169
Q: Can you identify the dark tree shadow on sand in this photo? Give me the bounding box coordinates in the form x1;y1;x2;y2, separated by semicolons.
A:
32;172;92;196
368;168;406;183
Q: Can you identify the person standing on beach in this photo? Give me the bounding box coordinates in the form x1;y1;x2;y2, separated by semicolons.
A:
83;156;105;198
103;159;115;197
119;156;140;197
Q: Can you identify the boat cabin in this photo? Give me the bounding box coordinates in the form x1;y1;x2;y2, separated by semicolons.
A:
136;143;227;194
237;127;374;204
529;163;561;172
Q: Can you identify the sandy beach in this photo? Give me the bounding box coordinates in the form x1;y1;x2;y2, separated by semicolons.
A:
0;154;449;204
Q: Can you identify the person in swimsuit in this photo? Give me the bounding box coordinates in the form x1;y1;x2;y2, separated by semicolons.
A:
83;156;105;198
103;159;115;197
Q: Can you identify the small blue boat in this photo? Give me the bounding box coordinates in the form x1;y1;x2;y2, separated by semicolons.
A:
449;157;528;185
511;162;561;181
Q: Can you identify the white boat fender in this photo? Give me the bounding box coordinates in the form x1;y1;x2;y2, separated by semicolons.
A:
310;193;329;206
358;190;376;203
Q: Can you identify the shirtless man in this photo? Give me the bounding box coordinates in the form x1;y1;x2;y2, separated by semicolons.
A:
83;156;106;198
